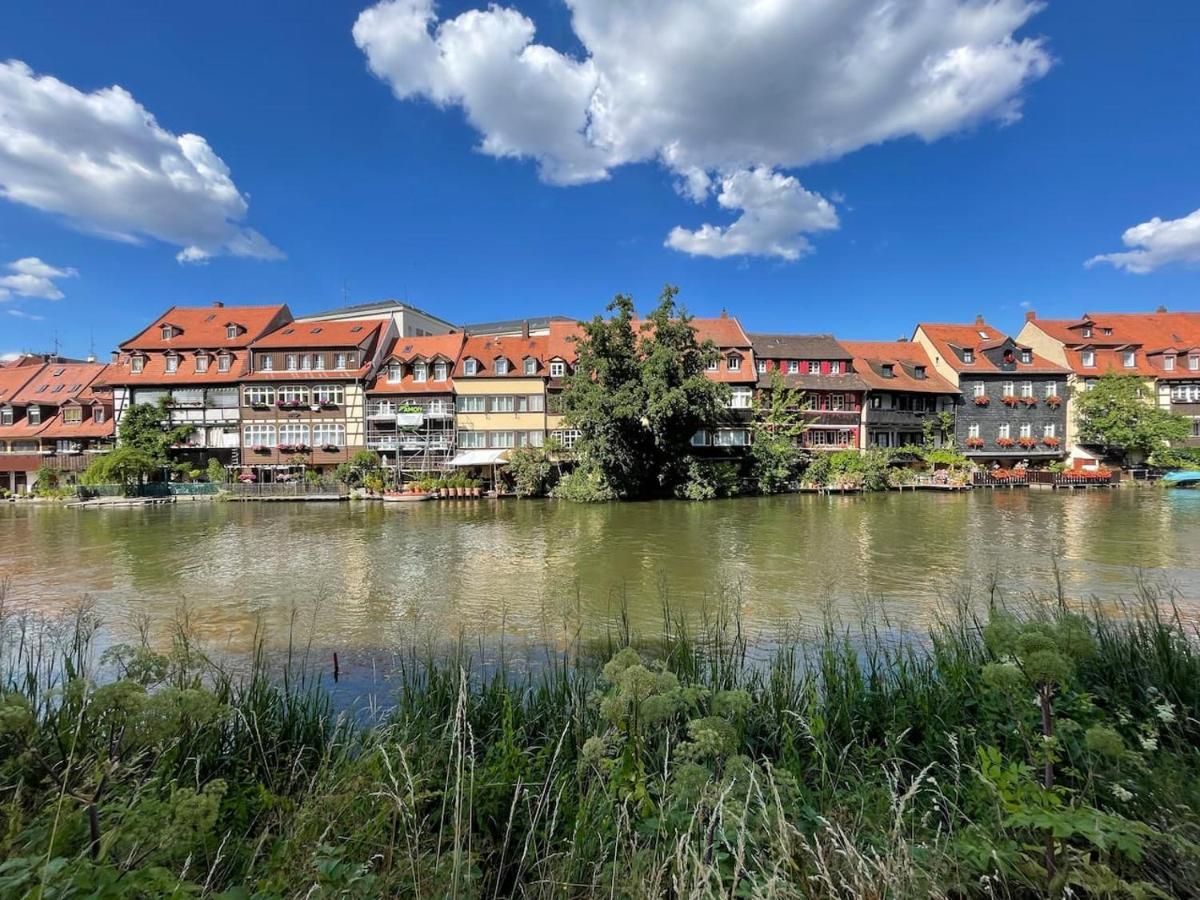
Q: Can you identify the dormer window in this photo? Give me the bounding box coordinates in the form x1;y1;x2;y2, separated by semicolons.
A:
434;362;448;381
1082;327;1092;338
1164;355;1176;371
0;407;11;426
300;354;311;371
706;359;719;372
755;360;766;374
94;407;106;424
28;406;41;426
1190;355;1199;371
313;354;324;370
161;324;175;340
286;354;298;371
226;325;239;340
881;364;895;378
130;356;144;374
195;354;209;374
524;358;537;375
165;353;179;374
387;363;402;383
1123;351;1136;368
962;349;974;364
550;360;566;378
260;354;274;372
464;358;478;376
829;361;841;375
334;353;347;370
414;363;427;383
727;354;742;371
914;366;926;379
495;358;509;375
1081;350;1095;368
1020;349;1032;364
1102;328;1112;336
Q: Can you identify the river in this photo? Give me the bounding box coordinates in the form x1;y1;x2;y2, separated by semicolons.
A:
1;488;1198;663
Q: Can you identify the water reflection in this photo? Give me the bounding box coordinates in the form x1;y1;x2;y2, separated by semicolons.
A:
1;489;1198;655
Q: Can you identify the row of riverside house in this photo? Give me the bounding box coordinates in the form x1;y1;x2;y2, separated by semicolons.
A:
1;300;1197;493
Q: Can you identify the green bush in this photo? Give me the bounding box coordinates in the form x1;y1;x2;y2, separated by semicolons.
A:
506;445;555;497
673;457;742;501
552;464;617;502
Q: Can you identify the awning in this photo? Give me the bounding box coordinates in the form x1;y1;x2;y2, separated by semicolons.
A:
448;449;510;467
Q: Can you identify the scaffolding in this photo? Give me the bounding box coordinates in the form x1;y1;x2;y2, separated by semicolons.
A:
365;397;456;479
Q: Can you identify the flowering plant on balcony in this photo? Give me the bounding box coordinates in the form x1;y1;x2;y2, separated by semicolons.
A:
965;437;984;449
996;437;1015;448
1001;395;1020;407
973;396;990;406
1017;436;1038;449
277;443;295;452
276;399;304;410
251;444;269;454
1020;396;1038;407
322;444;340;452
1042;436;1061;448
1045;394;1062;408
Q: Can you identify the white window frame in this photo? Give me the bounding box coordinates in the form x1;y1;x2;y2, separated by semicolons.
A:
728;387;753;409
1081;350;1095;368
458;430;486;449
690;429;710;447
226;325;238;340
244;386;275;406
524;358;537;375
1020;423;1032;439
387;363;402;383
1020;350;1032;364
1164;355;1176;372
829;361;841;375
549;360;566;378
1044;382;1058;398
1123;351;1136;368
1043;424;1056;438
164;354;179;374
1190;356;1199;371
278;385;309;405
1002;381;1014;396
260;354;274;372
755;360;766;374
998;423;1011;440
278;423;310;446
93;407;106;424
195;354;209;374
312;384;344;406
62;406;82;425
300;354;311;371
334;353;347;370
490;395;515;413
488;430;515;449
973;382;986;398
218;353;232;373
968;423;980;439
712;428;749;447
434;361;449;381
413;363;428;383
458;396;485;413
495;358;510;375
962;349;974;364
1020;381;1033;398
286;354;298;371
464;358;478;376
727;355;742;371
161;325;173;340
313;423;346;447
244;423;276;446
787;360;799;374
130;356;144;374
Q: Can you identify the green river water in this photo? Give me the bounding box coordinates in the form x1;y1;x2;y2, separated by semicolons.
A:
1;489;1198;663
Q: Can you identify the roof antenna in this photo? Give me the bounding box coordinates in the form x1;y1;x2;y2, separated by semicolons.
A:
341;280;350;306
87;328;96;363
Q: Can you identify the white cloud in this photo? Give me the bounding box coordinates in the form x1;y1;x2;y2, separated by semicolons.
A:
0;257;78;301
354;0;1050;259
1086;208;1200;274
0;61;282;264
7;309;45;321
666;168;838;260
0;351;20;362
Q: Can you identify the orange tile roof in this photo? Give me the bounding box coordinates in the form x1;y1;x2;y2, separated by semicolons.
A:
101;350;251;386
916;321;1069;375
366;333;465;394
121;303;290;350
253;319;384;349
456;333;554;378
0;362;39;404
11;361;110;405
839;341;959;394
1025;311;1200;378
36;413;115;440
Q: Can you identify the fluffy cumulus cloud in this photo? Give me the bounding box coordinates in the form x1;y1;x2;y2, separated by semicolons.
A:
1086;208;1200;274
354;0;1050;259
0;257;78;301
0;61;282;264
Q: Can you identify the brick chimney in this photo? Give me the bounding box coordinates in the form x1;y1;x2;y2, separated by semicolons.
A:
975;314;985;326
720;307;728;319
1025;309;1037;322
521;320;530;338
1156;305;1167;313
212;300;224;308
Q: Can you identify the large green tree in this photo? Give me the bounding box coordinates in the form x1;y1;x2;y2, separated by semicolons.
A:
749;370;810;493
119;398;192;465
1074;374;1190;463
561;285;727;498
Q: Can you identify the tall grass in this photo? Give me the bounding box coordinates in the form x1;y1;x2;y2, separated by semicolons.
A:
1;579;1198;897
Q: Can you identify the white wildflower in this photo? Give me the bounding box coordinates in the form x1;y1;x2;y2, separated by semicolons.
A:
1139;734;1158;752
1155;702;1175;724
1110;784;1134;803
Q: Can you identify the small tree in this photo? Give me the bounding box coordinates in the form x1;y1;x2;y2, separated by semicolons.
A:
119;398;191;470
506;445;554;497
749;370;809;493
79;447;159;489
205;458;226;484
1074;374;1190;464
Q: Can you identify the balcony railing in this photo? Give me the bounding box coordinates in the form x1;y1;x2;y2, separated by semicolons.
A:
1026;469;1119;486
367;400;455;419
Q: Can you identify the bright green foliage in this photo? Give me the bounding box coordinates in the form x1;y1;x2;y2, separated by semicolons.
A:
119;397;192;464
803;448;894;490
673;457;742;501
506;444;555;497
32;465;72;498
205;457;226;484
79;446;159;487
560;286;728;498
1075;374;1191;462
750;370;809;493
335;450;382;487
1148;446;1200;470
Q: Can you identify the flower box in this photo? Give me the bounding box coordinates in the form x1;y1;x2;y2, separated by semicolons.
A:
276;443;295;453
1001;395;1020;407
276;400;304;410
320;402;339;410
965;437;985;449
1042;437;1061;448
996;437;1015;448
1020;396;1038;407
322;444;340;452
1017;437;1038;449
251;403;270;411
973;396;990;407
251;444;269;454
1045;395;1062;408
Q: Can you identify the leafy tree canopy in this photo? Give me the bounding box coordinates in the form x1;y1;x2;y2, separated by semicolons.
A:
1074;374;1190;461
561;285;727;498
118;398;191;466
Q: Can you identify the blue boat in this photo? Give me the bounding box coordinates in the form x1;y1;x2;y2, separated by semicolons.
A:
1162;471;1200;487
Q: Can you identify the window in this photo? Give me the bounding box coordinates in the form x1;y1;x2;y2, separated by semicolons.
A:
1170;385;1200;403
973;382;986;398
312;384;344;405
3;407;15;426
1045;382;1058;398
524;358;538;375
458;396;486;413
787;360;799;374
550;429;580;449
829;361;841;375
164;354;179;374
388;363;402;383
28;407;41;425
690;429;710;447
1002;381;1013;396
1190;356;1199;371
278;385;309;405
807;360;821;373
313;423;346;447
524;430;545;447
226;325;238;340
244;386;275;407
334;353;347;370
1043;424;1056;438
830;394;846;411
516;395;544;412
488;431;515;448
131;356;144;374
286;354;298;371
414;363;427;383
246;427;278;448
278;423;310;446
458;431;486;448
1081;350;1095;368
1123;351;1136;368
1020;423;1032;439
93;407;106;424
706;359;719;372
755;360;766;374
914;365;926;379
550;360;566;378
882;364;895;378
728;386;753;409
434;362;448;381
495;358;510;375
490;396;515;413
1164;355;1176;372
870;394;884;409
962;349;974;364
727;355;742;371
713;429;749;447
260;354;274;372
1020;381;1033;398
161;325;173;340
218;353;231;373
1020;350;1032;364
63;407;82;424
1082;326;1093;338
968;423;980;439
464;358;478;376
313;354;325;371
300;354;311;371
998;424;1011;440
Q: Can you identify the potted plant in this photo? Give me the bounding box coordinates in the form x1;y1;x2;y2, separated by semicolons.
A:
965;437;985;449
1042;436;1060;448
469;478;482;498
455;475;467;497
1045;394;1062;408
1001;394;1020;407
973;396;990;407
1017;437;1038;450
252;444;269;454
1020;396;1038;407
323;443;340;452
996;437;1015;448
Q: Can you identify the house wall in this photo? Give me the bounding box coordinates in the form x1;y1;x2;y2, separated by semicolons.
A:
911;328;962;387
956;375;1067;460
239;381;367;470
453;377;548;444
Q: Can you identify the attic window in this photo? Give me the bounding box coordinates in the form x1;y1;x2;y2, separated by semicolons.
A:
68;383;81;391
310;327;322;334
52;367;65;376
131;357;144;374
1082;327;1092;338
205;314;216;322
196;355;209;373
282;328;295;335
161;325;174;340
881;364;895;378
464;358;478;376
52;384;64;393
350;326;364;333
962;349;975;364
165;353;179;374
1123;351;1136;368
218;353;232;372
1102;328;1113;335
36;384;48;393
524;358;537;375
914;366;926;379
226;325;239;340
1164;355;1176;371
977;330;989;339
1020;349;1032;364
495;358;509;375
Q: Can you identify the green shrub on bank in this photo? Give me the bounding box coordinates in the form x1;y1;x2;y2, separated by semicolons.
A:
2;591;1198;897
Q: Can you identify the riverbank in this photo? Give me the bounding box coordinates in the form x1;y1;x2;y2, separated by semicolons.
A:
1;594;1197;897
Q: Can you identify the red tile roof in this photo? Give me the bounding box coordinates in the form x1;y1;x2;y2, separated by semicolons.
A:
0;362;39;404
11;361;110;405
455;333;554;378
916;321;1069;375
252;319;384;349
121;303;290;350
1025;312;1200;378
839;341;959;394
101;350;251;386
366;333;465;394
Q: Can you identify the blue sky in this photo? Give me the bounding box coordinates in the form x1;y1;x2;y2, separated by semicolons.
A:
1;0;1197;359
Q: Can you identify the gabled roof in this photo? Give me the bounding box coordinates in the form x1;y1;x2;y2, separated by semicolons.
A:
748;333;851;360
916;321;1068;375
630;314;752;349
1024;311;1200;378
10;361;110;406
0;361;40;404
838;341;959;394
121;303;290;350
252;319;383;349
455;334;552;377
382;332;465;364
100;350;251;386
